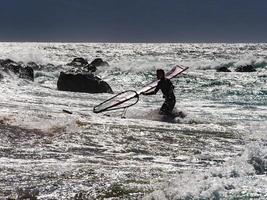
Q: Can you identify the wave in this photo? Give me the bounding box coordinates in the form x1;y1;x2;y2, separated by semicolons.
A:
145;143;267;200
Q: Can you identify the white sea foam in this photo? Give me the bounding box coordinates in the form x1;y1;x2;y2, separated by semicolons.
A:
145;143;267;199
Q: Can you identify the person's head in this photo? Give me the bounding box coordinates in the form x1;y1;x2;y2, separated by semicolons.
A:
156;69;165;80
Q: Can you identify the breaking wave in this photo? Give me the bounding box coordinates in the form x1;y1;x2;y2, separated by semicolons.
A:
145;143;267;200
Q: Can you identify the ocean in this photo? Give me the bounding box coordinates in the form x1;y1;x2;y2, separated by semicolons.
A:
0;43;266;199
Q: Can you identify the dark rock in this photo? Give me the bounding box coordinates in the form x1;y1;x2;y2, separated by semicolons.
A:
5;64;21;74
57;72;113;94
90;58;109;67
82;58;109;73
248;156;266;175
19;66;34;81
0;58;16;67
39;63;56;72
0;59;34;81
27;61;40;70
67;57;88;67
235;65;256;72
85;64;97;72
216;66;231;72
65;58;109;74
17;188;39;200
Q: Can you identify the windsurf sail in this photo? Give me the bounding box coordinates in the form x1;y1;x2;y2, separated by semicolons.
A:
93;65;188;113
93;90;139;113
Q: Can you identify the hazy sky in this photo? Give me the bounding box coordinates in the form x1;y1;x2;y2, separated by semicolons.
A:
0;0;267;42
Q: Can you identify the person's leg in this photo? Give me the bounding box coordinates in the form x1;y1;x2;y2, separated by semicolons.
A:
159;101;168;115
160;100;175;115
168;99;176;113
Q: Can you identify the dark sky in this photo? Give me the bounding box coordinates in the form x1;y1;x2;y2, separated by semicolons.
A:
0;0;267;42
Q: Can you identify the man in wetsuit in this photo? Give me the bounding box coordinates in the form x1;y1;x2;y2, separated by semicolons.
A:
142;69;176;115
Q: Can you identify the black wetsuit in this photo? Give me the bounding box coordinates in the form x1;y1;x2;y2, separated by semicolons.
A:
145;78;176;115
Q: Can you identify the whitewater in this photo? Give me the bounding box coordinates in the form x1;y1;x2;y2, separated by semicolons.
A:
0;43;266;199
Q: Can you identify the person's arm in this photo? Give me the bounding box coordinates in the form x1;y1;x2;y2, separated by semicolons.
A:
170;80;174;90
142;82;160;95
143;90;156;95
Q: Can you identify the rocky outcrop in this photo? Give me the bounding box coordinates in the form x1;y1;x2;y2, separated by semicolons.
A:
19;66;34;80
248;156;266;175
58;57;112;93
67;57;88;67
90;58;109;67
0;59;34;81
216;66;231;72
27;61;45;71
66;57;109;73
57;72;113;94
0;59;16;66
216;64;257;72
235;65;256;72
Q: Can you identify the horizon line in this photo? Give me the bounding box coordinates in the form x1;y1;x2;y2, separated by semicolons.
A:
0;40;267;44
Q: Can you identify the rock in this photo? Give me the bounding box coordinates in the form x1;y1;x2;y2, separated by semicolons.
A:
66;57;94;73
0;58;34;81
67;57;88;67
16;188;39;200
19;66;34;81
248;156;266;175
90;58;109;67
57;72;113;94
5;63;21;74
38;63;57;72
235;65;256;72
216;66;231;72
27;61;41;70
85;65;97;72
82;58;109;73
0;58;16;67
65;58;109;73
